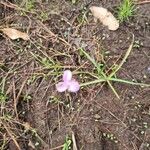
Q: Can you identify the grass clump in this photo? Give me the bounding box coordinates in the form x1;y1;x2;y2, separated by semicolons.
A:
25;0;35;11
117;0;135;22
0;91;7;103
62;136;72;150
80;35;150;99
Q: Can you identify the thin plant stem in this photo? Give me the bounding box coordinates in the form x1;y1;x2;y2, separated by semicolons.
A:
79;48;120;98
109;34;134;78
80;77;150;87
107;81;120;99
109;78;150;87
80;79;106;86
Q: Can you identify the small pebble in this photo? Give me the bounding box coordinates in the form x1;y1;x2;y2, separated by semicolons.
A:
35;142;39;146
114;140;118;143
94;114;101;119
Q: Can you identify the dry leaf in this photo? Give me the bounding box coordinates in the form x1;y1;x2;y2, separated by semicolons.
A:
1;28;29;40
90;6;119;31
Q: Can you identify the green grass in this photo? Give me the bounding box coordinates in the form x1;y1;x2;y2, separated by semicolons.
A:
117;0;135;22
39;11;48;21
79;34;150;98
79;47;121;99
25;0;35;11
0;91;7;103
0;77;7;103
77;9;88;25
62;136;72;150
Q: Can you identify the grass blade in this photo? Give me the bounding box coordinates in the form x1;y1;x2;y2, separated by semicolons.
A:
110;78;150;87
79;48;98;69
109;34;134;78
81;78;150;89
79;48;120;98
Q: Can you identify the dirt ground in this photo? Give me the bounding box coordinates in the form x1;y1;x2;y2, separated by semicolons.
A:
0;0;150;150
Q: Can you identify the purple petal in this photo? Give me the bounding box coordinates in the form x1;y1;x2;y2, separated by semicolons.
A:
68;80;80;93
56;82;68;92
63;70;72;82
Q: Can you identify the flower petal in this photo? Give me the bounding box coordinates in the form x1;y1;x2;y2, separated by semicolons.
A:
63;70;72;82
68;80;80;93
56;82;68;92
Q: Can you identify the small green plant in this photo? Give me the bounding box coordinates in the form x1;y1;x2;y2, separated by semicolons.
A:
133;40;143;48
30;52;55;69
41;57;53;68
103;132;118;143
0;133;7;150
27;75;36;85
25;0;35;11
0;91;7;103
23;94;32;102
77;8;88;25
79;35;150;98
39;11;49;21
62;136;72;150
48;96;64;105
117;0;135;22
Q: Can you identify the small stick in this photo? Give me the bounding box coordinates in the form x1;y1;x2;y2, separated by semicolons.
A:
2;122;21;150
72;132;78;150
135;0;150;4
13;78;27;119
108;34;134;78
0;1;36;14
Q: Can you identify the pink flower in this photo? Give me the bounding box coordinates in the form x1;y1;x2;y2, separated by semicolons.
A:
56;70;80;93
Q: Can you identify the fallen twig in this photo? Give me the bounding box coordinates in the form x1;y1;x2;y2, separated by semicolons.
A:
2;122;21;150
135;0;150;4
72;132;78;150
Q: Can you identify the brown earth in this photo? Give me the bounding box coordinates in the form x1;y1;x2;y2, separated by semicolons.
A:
0;0;150;150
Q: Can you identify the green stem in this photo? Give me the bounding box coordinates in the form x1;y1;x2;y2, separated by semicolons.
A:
109;78;150;87
107;81;120;99
109;34;134;78
80;79;106;86
80;77;150;87
79;48;120;98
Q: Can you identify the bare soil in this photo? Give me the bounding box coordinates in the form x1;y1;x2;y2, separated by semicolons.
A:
0;0;150;150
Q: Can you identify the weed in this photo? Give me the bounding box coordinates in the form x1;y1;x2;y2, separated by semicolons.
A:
77;8;88;25
79;35;150;98
39;11;49;21
0;62;5;71
30;52;63;77
103;132;118;143
30;52;55;69
79;47;120;98
23;94;32;102
117;0;135;22
25;0;35;11
143;122;148;129
0;134;7;150
41;57;54;68
27;75;36;85
62;136;72;150
133;40;143;48
48;96;64;105
0;91;7;103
